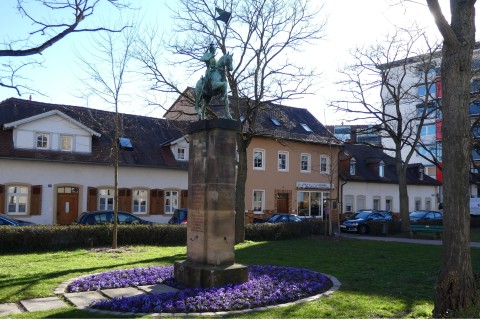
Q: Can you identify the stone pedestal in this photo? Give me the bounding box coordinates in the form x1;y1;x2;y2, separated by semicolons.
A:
174;119;248;288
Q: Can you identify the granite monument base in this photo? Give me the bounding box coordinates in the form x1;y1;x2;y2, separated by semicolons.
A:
174;260;248;288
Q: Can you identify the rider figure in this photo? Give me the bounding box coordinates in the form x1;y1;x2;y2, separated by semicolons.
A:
201;43;217;79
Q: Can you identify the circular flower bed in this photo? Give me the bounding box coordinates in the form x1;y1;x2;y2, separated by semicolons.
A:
67;265;332;314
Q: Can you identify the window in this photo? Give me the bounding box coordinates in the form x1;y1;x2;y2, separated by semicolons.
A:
300;153;311;172
349;157;356;175
417;83;436;97
385;197;393;211
61;135;73;151
165;190;178;214
7;186;28;214
356;195;366;210
300;123;313;132
425;198;431;210
36;133;49;149
271;118;281;126
98;188;114;210
297;191;329;218
379;161;385;177
417;144;441;161
415;198;422;210
320;155;330;174
253;190;264;213
177;147;186;161
416;102;437;117
373;197;381;210
419;123;436;137
119;137;134;150
344;195;354;212
253;149;265;170
278;151;289;171
133;189;148;214
419;166;424;180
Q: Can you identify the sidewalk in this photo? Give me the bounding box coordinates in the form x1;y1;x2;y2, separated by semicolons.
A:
341;233;480;248
0;282;179;317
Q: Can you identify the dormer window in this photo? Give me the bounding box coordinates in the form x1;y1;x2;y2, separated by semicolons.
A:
36;133;49;149
419;166;424;180
119;137;134;150
177;147;186;160
301;123;313;132
61;135;73;151
349;157;357;175
379;160;385;177
271;117;281;126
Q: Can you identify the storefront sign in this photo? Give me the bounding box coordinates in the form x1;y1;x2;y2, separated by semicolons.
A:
296;182;333;190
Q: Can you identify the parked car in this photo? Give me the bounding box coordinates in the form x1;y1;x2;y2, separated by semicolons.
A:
409;210;443;223
168;208;188;225
75;211;153;225
340;210;393;234
266;213;303;223
0;213;36;226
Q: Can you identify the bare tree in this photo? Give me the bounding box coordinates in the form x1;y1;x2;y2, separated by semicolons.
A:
0;0;130;96
424;0;479;316
76;21;138;249
137;0;326;242
333;27;441;231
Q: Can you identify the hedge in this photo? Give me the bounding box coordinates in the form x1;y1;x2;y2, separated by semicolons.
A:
0;220;326;253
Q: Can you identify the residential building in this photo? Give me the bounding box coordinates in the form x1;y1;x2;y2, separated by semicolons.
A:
164;92;342;222
0;98;189;225
339;144;441;214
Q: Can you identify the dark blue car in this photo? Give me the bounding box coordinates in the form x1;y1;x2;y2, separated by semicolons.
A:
0;213;36;226
340;210;393;234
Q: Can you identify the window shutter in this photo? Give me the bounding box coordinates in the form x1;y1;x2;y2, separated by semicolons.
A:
149;189;164;215
0;185;4;213
118;188;132;212
181;190;188;209
87;187;97;211
30;185;42;215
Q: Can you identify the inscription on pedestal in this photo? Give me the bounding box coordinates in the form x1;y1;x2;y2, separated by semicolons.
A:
190;209;204;233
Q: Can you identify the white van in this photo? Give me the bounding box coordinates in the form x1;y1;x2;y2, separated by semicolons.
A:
470;198;480;216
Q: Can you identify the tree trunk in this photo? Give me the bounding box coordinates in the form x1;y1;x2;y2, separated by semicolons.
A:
396;158;410;232
235;136;248;244
433;3;478;314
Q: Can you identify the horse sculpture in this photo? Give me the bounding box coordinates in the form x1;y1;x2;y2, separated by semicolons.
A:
194;52;233;120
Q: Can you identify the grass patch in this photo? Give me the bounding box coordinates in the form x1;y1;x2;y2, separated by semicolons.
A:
1;237;480;318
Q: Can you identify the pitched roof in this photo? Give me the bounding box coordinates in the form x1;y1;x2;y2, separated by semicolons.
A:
0;98;189;170
164;88;340;145
341;143;441;186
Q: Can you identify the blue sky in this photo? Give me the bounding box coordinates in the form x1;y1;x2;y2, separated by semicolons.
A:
0;0;474;124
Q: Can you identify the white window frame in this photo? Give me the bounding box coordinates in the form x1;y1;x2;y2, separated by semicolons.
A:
98;188;114;211
320;155;330;174
36;133;49;150
253;190;265;214
60;135;73;151
278;151;289;172
6;185;29;215
132;189;148;214
300;153;311;173
344;195;354;212
165;190;179;214
349;157;356;175
385;197;393;211
253;149;265;170
177;147;186;161
373;196;381;210
379;161;385;177
356;195;366;211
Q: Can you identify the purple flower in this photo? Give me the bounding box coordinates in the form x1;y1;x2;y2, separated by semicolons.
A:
67;265;330;313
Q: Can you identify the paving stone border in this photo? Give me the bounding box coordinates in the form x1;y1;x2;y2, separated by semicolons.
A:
56;272;341;317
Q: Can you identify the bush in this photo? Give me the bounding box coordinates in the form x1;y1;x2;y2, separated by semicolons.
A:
245;219;325;241
0;224;187;253
0;219;326;253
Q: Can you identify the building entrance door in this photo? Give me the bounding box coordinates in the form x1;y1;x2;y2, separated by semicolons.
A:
276;193;289;213
56;187;79;225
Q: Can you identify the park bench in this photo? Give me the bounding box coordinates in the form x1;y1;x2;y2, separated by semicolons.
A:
409;224;444;239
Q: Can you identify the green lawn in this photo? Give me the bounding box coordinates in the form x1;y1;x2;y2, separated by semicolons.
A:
2;237;480;318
